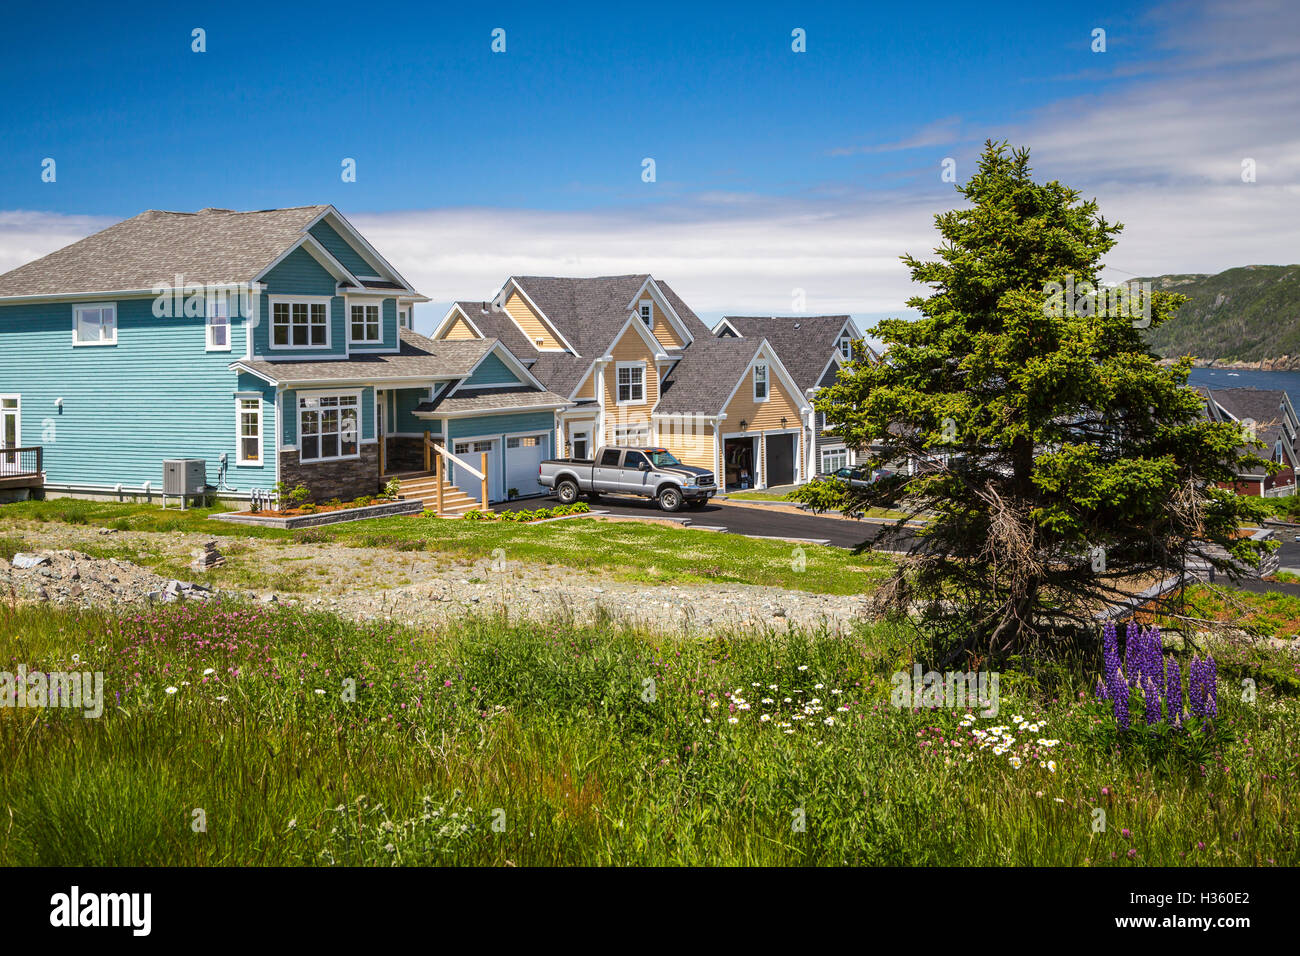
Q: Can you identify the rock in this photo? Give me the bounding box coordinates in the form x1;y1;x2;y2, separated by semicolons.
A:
12;553;49;570
260;593;278;604
772;607;787;618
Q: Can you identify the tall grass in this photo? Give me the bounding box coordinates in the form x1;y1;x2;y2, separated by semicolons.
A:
0;601;1294;866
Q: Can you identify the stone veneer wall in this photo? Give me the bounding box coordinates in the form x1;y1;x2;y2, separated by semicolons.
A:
279;445;381;502
385;437;429;474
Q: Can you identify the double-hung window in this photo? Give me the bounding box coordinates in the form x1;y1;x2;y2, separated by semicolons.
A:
821;447;848;474
350;303;381;343
838;335;852;360
640;300;652;326
753;363;769;401
207;297;230;351
616;362;645;404
236;395;262;464
73;303;117;346
298;393;360;463
272;300;329;348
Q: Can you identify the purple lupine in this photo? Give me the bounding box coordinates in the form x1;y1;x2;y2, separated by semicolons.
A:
1112;674;1131;730
1165;656;1183;727
1143;675;1162;724
1095;678;1108;701
1189;655;1207;718
1201;658;1211;717
1144;626;1165;691
1124;621;1139;687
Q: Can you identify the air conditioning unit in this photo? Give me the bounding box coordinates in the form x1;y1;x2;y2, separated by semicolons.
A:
163;459;207;496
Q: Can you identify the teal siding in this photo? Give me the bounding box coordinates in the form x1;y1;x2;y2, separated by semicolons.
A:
465;352;522;387
308;220;373;277
392;386;434;433
281;386;375;445
348;297;398;352
448;411;554;442
254;247;347;359
0;298;275;490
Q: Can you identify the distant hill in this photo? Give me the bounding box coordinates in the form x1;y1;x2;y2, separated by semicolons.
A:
1140;264;1300;367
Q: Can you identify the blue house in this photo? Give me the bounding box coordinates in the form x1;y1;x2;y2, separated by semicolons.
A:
0;206;571;510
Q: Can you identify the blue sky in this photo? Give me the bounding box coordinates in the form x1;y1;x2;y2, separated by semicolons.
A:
1;0;1295;333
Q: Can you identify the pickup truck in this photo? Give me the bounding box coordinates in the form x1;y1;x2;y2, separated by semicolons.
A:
538;446;717;512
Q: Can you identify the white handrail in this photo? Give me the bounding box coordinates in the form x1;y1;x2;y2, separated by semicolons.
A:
428;438;485;481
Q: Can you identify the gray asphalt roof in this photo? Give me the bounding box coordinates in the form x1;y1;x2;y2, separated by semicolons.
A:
237;329;494;384
0;206;332;298
415;386;571;415
721;315;855;392
656;336;764;415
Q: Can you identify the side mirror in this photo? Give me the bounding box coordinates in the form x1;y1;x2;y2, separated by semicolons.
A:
638;461;650;471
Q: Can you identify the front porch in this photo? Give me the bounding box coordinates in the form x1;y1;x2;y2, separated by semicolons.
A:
381;434;493;517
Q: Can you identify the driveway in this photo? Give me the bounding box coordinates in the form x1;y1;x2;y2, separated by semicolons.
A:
496;494;917;551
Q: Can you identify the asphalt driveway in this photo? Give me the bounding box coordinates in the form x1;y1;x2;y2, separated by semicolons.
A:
495;493;916;551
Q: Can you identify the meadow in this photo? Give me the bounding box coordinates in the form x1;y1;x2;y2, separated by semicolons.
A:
0;599;1294;866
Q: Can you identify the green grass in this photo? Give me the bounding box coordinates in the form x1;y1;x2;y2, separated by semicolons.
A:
0;600;1295;866
0;499;891;595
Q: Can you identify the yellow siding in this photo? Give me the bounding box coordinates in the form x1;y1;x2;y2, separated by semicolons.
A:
573;370;595;400
723;364;801;432
657;418;716;469
648;300;685;349
506;291;564;351
601;326;660;443
442;315;479;340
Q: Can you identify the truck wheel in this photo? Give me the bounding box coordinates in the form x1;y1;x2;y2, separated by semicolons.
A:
657;487;684;512
556;479;579;505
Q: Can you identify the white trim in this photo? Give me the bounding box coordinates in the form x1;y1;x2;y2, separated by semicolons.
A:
711;317;742;337
72;301;117;347
444;341;550;399
715;339;812;418
615;360;647;406
348;301;383;344
753;361;770;403
295;389;363;464
432;302;486;340
235;392;263;466
416;402;571;420
625;276;693;346
206;295;232;352
305;207;420;295
639;298;653;327
0;393;21;449
268;296;333;351
494;278;580;355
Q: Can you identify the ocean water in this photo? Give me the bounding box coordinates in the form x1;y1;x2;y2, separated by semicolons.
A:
1187;368;1300;410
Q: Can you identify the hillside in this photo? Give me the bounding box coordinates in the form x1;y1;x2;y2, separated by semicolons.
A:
1140;264;1300;366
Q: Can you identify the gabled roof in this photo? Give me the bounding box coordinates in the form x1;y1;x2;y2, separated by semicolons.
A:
0;205;425;301
233;329;493;386
718;315;870;392
414;386;571;417
656;336;798;417
1198;386;1298;478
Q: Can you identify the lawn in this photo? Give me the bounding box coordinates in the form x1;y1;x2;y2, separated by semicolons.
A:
0;499;892;595
0;600;1294;866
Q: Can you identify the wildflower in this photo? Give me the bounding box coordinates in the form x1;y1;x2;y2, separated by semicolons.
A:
823;717;834;726
1008;756;1022;769
165;686;177;695
314;689;325;696
727;717;738;724
1047;761;1057;773
202;668;215;676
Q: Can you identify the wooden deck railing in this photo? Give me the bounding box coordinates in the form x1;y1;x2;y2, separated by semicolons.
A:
0;446;43;478
424;433;490;513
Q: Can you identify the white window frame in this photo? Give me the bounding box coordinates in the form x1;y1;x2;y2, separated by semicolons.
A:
349;302;382;344
838;335;852;360
821;446;848;474
235;392;262;465
753;362;769;402
72;302;117;347
269;296;332;351
207;296;231;352
297;389;361;463
0;394;21;451
398;307;410;330
613;424;651;445
639;299;652;327
615;361;646;406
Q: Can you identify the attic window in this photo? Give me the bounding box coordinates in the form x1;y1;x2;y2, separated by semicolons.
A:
753;363;769;402
535;337;545;347
838;335;852;360
640;300;652;326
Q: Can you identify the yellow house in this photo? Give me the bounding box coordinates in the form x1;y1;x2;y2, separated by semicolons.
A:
433;275;813;490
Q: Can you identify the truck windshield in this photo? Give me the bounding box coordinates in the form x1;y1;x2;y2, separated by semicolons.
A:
646;450;682;467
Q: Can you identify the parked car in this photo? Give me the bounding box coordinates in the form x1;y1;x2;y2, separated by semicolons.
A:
538;446;717;512
826;466;872;488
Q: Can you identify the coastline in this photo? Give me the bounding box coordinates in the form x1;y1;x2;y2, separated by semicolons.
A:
1157;355;1300;372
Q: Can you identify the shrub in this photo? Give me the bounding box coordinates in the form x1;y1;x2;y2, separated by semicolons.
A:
384;478;402;499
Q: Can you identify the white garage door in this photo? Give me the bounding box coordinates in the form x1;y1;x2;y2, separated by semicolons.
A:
453;439;501;501
505;433;549;498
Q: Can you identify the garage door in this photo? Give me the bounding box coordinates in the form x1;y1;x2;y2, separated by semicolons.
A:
453;439;501;501
765;433;796;487
505;433;549;498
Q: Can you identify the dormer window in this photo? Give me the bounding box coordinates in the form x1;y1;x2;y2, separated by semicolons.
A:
838;335;852;360
753;363;769;402
350;304;381;343
398;308;410;330
640;300;652;327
